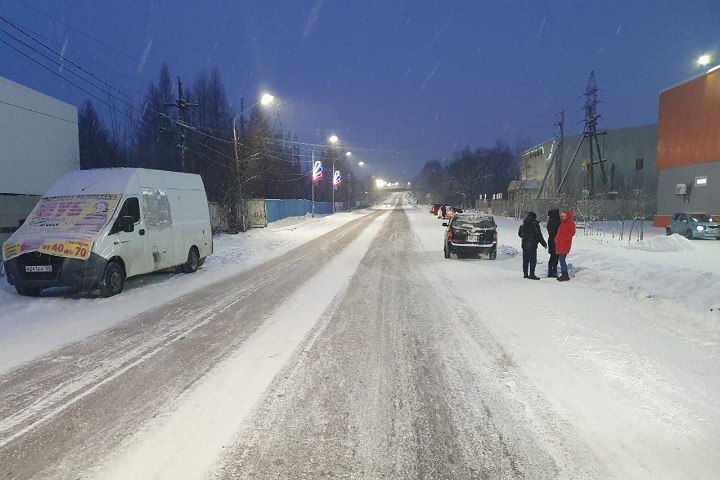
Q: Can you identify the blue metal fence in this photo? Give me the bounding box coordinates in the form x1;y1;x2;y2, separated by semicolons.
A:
264;199;334;223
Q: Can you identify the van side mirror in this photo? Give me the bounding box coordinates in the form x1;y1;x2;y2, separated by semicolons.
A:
442;222;448;227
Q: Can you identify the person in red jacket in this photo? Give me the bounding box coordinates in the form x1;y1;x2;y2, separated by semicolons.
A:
554;210;576;281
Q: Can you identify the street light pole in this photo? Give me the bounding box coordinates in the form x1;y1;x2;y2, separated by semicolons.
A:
328;135;339;213
345;151;352;212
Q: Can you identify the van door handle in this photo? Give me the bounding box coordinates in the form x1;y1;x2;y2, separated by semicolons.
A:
139;229;146;235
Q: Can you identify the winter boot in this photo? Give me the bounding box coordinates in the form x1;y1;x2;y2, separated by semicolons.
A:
557;273;570;282
529;275;540;280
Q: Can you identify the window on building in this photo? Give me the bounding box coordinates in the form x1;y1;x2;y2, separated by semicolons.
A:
695;176;708;186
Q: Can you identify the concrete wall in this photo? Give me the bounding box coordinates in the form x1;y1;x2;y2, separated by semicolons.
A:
657;161;720;215
1;76;79;241
0;193;40;244
0;76;79;195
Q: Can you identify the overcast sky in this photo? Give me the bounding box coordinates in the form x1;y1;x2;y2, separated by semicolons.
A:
1;0;718;179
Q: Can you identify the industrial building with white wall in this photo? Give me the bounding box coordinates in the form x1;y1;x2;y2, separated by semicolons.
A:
0;75;79;243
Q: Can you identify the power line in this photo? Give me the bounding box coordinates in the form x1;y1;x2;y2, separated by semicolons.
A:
0;15;148;94
13;0;149;68
0;34;118;113
0;16;139;106
0;98;77;124
0;25;139;120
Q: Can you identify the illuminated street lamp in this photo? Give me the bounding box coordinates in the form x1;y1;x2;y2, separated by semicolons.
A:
328;135;340;212
698;54;712;66
358;161;365;166
260;93;275;106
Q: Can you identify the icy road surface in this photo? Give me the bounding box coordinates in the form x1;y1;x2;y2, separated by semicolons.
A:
0;193;718;479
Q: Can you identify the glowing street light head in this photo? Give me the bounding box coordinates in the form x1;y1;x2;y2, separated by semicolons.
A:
260;93;275;106
328;135;339;144
698;54;712;66
345;151;352;157
358;161;365;166
375;178;386;189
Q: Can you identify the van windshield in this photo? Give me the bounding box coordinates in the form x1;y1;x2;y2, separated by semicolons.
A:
22;194;123;238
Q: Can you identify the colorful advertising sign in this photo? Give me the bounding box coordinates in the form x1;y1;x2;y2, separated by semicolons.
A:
2;194;122;261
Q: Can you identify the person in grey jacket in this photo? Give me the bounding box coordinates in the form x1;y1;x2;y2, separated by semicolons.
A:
518;211;547;280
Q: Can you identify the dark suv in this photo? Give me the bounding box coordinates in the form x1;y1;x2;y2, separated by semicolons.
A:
443;213;497;259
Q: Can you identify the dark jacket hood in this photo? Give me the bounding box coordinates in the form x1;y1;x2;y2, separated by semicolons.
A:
548;209;560;220
523;212;537;224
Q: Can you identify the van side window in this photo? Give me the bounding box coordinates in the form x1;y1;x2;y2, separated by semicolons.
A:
119;197;141;223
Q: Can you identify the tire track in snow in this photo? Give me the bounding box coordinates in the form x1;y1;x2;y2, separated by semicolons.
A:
0;209;385;479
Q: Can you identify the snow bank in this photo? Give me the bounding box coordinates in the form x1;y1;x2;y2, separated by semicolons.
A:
629;233;696;252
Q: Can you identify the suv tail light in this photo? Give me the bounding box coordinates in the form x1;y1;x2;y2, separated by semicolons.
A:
493;231;498;243
447;228;453;241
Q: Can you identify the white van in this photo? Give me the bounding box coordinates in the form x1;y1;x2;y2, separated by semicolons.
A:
2;168;212;296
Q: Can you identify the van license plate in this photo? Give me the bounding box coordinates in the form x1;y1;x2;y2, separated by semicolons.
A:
467;235;479;242
25;265;52;273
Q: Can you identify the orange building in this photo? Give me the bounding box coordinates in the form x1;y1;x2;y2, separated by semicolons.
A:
655;66;720;226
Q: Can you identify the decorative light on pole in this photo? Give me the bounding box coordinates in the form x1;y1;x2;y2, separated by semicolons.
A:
311;156;323;218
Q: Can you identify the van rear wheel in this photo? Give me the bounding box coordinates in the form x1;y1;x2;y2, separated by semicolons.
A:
182;247;200;273
100;261;125;297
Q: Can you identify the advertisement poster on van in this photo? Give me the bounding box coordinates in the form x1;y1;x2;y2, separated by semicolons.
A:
2;194;122;261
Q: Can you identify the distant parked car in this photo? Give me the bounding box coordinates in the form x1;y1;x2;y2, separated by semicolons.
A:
666;212;720;240
443;213;497;259
429;204;441;215
437;205;463;219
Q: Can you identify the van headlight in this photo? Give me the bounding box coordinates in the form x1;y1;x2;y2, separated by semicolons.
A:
696;225;705;231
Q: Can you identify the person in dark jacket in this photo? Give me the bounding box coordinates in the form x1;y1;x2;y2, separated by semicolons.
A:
518;211;547;280
546;209;561;278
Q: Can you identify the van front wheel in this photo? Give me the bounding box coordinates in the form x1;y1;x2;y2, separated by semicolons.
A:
100;261;125;297
182;247;200;273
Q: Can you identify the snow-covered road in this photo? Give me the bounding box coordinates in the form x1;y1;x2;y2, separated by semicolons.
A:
0;193;718;479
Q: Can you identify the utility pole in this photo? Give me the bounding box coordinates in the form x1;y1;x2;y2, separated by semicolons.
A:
556;71;608;197
165;77;198;172
239;98;246;136
535;110;564;200
556;110;564;194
